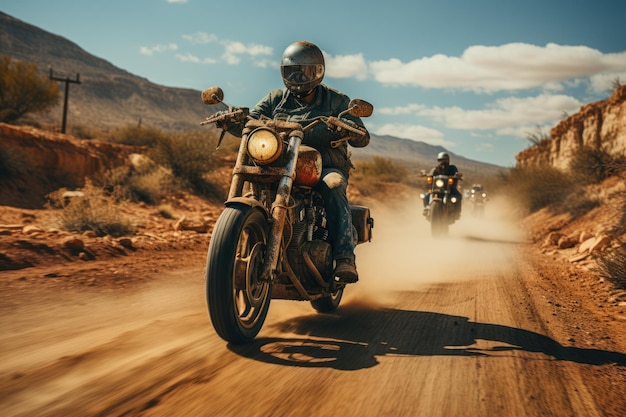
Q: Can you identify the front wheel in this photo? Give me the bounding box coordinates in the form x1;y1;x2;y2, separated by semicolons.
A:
430;200;448;238
206;204;271;344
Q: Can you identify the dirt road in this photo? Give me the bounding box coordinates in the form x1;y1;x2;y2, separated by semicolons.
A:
1;202;625;417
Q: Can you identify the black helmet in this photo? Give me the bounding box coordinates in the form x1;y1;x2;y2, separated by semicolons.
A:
280;41;325;97
437;152;450;166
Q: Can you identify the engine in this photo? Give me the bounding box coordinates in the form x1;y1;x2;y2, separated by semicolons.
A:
284;188;333;289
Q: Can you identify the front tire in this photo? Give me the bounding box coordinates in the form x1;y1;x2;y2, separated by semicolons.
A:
206;204;271;344
430;200;448;238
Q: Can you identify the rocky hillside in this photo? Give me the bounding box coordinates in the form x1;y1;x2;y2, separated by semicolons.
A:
0;11;224;132
516;85;626;169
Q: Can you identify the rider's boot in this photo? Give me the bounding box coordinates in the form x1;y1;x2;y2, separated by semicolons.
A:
334;258;358;284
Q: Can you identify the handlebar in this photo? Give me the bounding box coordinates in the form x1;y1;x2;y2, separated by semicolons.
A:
201;108;367;147
200;87;372;149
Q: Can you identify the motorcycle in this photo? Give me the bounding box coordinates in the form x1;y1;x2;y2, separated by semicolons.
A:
420;172;463;237
200;87;375;344
469;185;487;218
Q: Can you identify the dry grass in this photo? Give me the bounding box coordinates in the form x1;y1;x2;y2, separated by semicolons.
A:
597;241;626;289
46;181;136;237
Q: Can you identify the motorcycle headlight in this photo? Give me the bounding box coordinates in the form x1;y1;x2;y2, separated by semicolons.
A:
435;179;445;188
247;128;282;165
451;196;457;203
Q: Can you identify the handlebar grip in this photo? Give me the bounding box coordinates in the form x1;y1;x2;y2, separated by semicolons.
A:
328;116;366;136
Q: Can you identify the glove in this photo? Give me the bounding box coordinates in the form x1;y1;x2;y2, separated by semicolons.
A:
338;119;360;137
212;110;228;129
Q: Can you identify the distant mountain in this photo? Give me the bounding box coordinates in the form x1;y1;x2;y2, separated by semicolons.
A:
0;11;506;182
0;11;223;131
352;134;504;176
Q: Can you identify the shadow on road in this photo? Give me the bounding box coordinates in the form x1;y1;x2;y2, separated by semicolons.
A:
228;305;626;371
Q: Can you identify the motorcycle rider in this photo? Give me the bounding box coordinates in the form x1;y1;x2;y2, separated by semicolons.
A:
220;41;370;283
422;152;463;218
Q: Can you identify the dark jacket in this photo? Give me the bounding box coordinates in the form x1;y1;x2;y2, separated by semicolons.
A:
428;163;459;177
248;85;369;177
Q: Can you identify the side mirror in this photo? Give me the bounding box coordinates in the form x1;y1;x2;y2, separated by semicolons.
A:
201;86;224;105
347;99;374;118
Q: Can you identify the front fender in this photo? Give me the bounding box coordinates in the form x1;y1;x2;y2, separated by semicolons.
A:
225;197;270;217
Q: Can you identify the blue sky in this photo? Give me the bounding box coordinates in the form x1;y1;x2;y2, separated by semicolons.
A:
2;0;626;167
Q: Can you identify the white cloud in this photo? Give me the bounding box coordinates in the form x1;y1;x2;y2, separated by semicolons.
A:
182;32;218;44
175;53;217;64
497;124;554;140
173;34;274;66
589;71;626;94
166;0;187;3
381;94;581;132
377;103;426;116
139;43;178;56
221;41;273;65
324;52;368;80
252;59;279;69
369;43;626;92
373;123;454;147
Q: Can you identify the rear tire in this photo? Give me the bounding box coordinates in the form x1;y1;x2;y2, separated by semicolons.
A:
310;288;344;312
206;204;271;344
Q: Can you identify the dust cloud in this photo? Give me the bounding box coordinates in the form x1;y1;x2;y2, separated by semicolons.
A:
347;196;528;306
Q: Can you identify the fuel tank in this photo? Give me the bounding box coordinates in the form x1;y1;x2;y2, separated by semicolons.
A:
294;145;322;187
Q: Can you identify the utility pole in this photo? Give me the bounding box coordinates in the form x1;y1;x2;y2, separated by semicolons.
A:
49;68;81;134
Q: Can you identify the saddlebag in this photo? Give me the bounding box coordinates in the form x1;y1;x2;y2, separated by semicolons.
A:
350;205;373;244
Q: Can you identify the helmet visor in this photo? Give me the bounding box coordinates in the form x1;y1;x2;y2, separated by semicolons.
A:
281;64;324;91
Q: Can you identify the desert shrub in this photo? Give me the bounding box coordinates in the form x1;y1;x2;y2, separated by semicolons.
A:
69;124;102;140
0;56;60;123
126;168;176;204
558;192;601;216
617;199;626;236
597;241;626;290
105;125;169;147
47;181;136;237
526;125;551;147
569;146;626;184
153;130;223;198
496;165;577;214
353;157;408;182
95;159;177;205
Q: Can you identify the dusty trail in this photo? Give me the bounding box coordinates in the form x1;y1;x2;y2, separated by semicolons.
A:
1;200;625;417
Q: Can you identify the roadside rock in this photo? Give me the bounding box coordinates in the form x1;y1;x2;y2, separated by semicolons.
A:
590;235;611;254
557;235;578;249
61;236;85;253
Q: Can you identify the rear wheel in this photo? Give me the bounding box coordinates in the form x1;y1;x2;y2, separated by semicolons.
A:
430;200;449;238
310;288;344;312
206;204;271;344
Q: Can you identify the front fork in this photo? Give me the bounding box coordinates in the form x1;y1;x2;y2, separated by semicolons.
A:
260;133;303;282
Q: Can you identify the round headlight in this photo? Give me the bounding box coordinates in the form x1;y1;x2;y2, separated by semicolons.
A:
435;179;445;188
247;128;282;165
